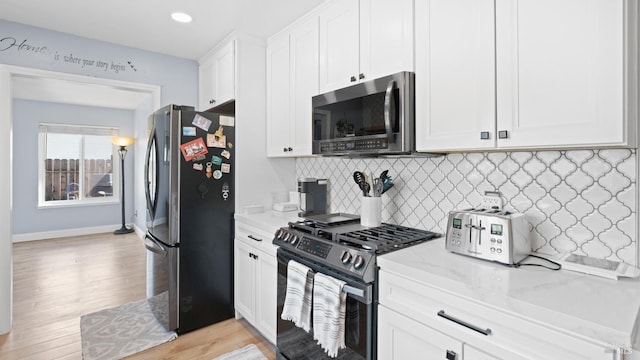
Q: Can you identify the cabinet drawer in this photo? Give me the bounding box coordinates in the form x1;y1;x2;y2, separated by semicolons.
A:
379;271;612;360
235;222;277;256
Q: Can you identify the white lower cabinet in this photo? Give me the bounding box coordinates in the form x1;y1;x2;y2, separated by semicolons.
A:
234;223;278;344
378;270;616;360
378;304;463;359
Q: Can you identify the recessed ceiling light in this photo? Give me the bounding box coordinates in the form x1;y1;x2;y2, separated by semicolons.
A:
171;12;192;23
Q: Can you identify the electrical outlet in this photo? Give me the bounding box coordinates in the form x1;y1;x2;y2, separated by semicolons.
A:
480;191;503;210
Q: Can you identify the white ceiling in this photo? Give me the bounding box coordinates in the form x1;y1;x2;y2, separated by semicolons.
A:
0;0;326;60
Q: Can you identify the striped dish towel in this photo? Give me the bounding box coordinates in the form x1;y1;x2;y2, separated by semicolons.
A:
280;260;313;332
312;272;346;358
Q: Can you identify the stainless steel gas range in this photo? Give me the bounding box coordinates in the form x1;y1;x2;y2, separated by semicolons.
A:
273;214;440;360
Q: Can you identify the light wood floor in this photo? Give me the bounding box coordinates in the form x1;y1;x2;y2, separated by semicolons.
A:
0;233;275;360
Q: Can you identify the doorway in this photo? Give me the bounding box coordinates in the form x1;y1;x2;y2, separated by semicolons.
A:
0;64;161;333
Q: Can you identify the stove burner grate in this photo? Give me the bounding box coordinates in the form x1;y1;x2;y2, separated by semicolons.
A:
337;224;440;254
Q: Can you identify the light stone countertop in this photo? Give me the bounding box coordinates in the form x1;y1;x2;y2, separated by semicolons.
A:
377;238;640;351
235;210;300;233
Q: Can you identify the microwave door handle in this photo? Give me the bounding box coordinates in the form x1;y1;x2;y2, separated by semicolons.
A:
384;79;396;141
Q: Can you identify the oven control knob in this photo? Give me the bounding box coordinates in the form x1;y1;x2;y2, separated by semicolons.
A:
275;229;284;239
353;255;365;270
290;235;299;245
283;233;291;242
340;251;352;265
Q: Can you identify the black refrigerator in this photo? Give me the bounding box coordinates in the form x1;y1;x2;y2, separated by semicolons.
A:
143;104;234;334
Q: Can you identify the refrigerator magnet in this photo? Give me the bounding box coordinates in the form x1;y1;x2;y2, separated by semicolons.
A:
193;163;203;171
211;156;222;166
221;163;230;173
222;182;230;200
180;138;208;161
219;116;234;127
221;150;231;159
213;170;223;180
183;127;196;136
192;114;212;131
207;133;226;148
227;142;233;149
205;162;213;178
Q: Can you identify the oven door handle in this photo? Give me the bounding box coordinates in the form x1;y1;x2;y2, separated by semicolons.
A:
343;284;364;298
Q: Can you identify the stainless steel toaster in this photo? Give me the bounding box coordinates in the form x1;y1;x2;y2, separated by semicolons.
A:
445;208;531;265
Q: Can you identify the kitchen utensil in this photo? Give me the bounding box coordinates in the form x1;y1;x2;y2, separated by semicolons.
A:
373;178;383;197
379;170;389;182
353;171;369;196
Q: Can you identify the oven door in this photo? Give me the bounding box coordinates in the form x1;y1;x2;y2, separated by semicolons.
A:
276;249;374;360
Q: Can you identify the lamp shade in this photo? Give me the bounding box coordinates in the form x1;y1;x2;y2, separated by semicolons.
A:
111;136;135;147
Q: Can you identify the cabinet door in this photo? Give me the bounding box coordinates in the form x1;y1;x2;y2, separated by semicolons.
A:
255;251;278;344
378;305;463;360
359;0;414;82
198;56;216;111
234;240;256;323
496;0;625;148
319;0;360;92
266;33;292;157
215;41;235;105
289;15;319;157
415;0;496;152
465;345;500;360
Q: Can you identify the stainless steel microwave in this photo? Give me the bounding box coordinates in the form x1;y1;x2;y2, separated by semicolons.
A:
312;72;415;156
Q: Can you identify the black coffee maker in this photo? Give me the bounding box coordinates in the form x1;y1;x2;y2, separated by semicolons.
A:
297;178;327;217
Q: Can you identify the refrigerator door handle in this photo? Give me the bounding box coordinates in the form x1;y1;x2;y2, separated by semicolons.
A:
144;125;158;220
144;235;167;257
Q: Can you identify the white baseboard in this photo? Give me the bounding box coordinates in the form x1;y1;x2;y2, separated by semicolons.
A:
12;224;143;243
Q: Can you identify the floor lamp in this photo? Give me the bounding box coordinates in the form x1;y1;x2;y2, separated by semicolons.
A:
112;136;135;235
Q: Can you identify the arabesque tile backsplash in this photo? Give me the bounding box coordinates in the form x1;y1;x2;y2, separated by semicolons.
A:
296;149;637;266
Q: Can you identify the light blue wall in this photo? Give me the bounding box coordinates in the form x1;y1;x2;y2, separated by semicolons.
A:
12;100;135;234
1;19;200;236
0;19;198;105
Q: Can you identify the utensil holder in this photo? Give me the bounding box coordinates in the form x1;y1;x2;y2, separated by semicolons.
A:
360;196;382;227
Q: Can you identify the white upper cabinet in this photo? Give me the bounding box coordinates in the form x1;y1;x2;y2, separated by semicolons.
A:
415;0;496;151
266;32;292;156
495;0;633;149
289;16;318;156
198;40;236;110
267;14;318;157
318;0;360;92
214;41;235;106
319;0;414;93
416;0;638;152
359;0;414;82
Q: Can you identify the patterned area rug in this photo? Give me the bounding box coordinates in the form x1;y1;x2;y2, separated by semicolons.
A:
80;292;177;360
214;344;267;360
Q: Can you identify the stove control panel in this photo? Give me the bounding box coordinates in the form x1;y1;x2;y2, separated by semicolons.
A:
273;227;376;283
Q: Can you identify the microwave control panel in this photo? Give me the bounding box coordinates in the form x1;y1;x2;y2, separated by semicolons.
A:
319;138;388;153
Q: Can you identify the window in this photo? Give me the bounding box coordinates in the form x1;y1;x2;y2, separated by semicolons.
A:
38;124;119;207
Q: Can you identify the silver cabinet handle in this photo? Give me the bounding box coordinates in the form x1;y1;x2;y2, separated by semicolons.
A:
350;76;357;82
359;73;365;80
437;310;491;336
498;130;509;139
480;131;490;140
248;235;263;242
